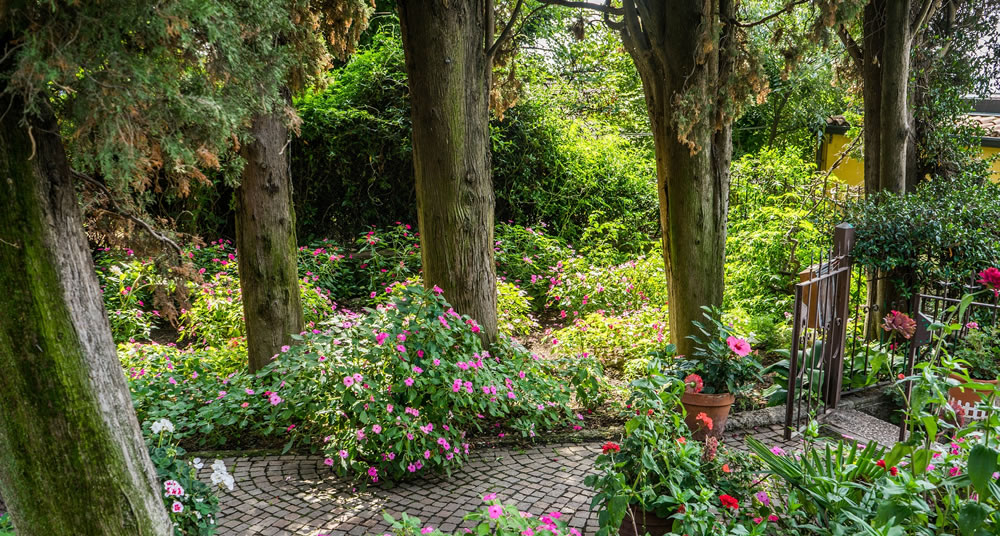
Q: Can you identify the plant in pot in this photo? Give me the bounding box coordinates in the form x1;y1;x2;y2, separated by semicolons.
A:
585;357;756;536
948;324;1000;418
673;306;762;440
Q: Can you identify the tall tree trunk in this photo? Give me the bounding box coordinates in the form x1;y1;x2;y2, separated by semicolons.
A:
397;0;499;345
862;0;886;194
0;95;171;534
879;0;911;195
624;1;733;357
237;96;305;373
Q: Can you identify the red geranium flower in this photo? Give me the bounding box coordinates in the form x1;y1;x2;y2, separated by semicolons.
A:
719;494;739;510
889;466;898;476
684;374;704;394
695;412;714;431
876;459;887;469
601;442;621;454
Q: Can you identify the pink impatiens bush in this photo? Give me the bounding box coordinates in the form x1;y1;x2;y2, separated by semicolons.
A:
125;285;585;483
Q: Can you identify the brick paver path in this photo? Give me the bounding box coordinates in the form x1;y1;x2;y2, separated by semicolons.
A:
203;426;797;536
203;442;602;536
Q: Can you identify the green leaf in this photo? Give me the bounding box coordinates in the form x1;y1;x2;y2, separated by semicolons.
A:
958;502;990;536
968;445;999;500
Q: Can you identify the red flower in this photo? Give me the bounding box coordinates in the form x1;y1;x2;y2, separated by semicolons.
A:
978;267;1000;296
719;494;739;510
876;459;887;469
897;373;905;380
889;466;898;476
722;463;731;473
695;412;714;431
601;442;621;454
647;408;654;416
677;504;686;514
684;374;704;394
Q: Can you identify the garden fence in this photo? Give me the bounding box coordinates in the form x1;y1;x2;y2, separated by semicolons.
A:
783;223;998;439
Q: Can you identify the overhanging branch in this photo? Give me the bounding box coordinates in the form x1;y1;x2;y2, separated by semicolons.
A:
539;0;623;17
488;0;525;59
72;169;183;257
732;0;808;28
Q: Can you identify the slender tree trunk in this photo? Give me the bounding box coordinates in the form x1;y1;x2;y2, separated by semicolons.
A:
237;95;304;373
625;1;733;357
397;0;499;345
0;95;171;534
879;0;911;194
862;0;886;195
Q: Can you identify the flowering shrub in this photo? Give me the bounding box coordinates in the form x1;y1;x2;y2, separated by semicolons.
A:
495;222;577;304
125;286;584;482
496;280;539;338
551;306;669;374
179;267;335;347
146;419;227;535
94;249;163;342
383;496;575;536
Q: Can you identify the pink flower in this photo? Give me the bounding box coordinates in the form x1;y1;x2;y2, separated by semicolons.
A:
245;388;255;395
488;505;503;519
269;393;282;405
241;402;249;408
343;376;355;387
421;528;433;535
404;377;415;387
372;424;382;434
324;458;333;466
483;493;497;502
171;501;183;513
281;345;290;353
339;450;348;458
978;267;1000;296
376;332;388;345
950;466;961;477
168;377;177;385
286;424;296;432
726;336;751;356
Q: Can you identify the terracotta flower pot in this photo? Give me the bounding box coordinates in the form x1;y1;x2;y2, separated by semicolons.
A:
948;373;998;422
618;506;672;536
681;391;735;441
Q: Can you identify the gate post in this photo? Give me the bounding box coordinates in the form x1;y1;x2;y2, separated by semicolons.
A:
822;223;856;408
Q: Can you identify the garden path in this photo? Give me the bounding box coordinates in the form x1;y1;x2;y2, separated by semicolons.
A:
203;425;797;536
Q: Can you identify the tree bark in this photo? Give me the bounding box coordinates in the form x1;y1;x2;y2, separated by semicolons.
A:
622;0;733;357
237;96;305;373
861;0;886;195
397;0;499;345
0;95;172;534
879;0;911;195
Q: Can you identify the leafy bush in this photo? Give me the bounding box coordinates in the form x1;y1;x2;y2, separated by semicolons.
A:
725;149;833;321
546;255;668;318
496;280;538;338
552;306;669;374
126;286;586;483
495;222;577;304
847;172;1000;295
179;265;335;348
94;249;164;342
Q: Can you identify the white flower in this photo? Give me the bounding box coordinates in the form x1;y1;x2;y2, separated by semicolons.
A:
171;501;183;513
192;458;203;470
209;459;234;491
150;418;174;434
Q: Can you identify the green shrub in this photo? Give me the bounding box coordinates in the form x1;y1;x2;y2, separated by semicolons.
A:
495;223;577;304
125;286;588;483
496;280;538;338
546;255;668;318
94;249;163;342
147;424;225;535
552;306;669;374
847;172;1000;294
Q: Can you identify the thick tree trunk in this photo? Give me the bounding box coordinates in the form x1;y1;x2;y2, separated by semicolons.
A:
862;0;886;195
237;99;305;373
0;95;171;534
626;1;732;357
879;0;911;195
397;0;498;345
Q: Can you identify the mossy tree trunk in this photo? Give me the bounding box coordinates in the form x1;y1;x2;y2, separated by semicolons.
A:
0;94;172;534
397;0;498;345
619;0;735;357
237;96;305;373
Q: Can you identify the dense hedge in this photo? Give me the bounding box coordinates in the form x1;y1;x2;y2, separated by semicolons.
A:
290;25;658;245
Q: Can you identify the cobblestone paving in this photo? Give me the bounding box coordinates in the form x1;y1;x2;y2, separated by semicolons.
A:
206;427;795;536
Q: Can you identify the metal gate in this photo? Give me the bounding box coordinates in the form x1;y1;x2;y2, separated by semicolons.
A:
783;223;855;439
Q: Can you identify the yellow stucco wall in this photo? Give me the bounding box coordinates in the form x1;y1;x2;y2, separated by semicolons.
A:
820;132;1000;185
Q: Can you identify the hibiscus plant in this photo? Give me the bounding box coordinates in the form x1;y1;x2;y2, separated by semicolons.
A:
673;306;762;395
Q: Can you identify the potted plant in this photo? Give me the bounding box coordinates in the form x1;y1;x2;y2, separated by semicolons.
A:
585;358;755;536
674;306;761;440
